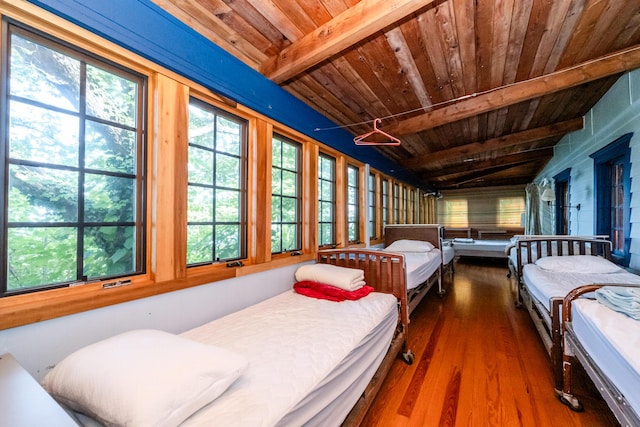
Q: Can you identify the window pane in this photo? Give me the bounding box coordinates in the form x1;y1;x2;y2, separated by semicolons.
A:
281;224;297;251
9;101;79;166
8;165;78;222
216;116;241;155
188;105;214;149
85;121;135;174
271;224;282;253
188;146;214;185
187;225;213;264
84;174;135;223
83;225;135;277
271;195;282;222
216;153;240;188
7;227;77;290
215;224;240;259
215;189;240;222
281;197;297;222
10;33;80;111
188;187;213;222
86;64;136;127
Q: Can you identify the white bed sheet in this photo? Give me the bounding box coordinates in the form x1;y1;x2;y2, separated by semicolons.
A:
442;245;455;265
179;290;398;427
403;249;441;290
572;298;640;417
522;264;640;311
452;239;509;257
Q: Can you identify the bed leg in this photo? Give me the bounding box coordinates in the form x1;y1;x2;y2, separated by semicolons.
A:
401;350;415;365
557;349;584;412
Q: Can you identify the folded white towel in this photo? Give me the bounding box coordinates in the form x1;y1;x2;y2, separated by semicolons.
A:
295;263;366;291
595;286;640;320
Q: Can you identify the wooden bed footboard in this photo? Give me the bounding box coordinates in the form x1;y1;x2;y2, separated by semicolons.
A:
317;249;408;329
317;248;413;426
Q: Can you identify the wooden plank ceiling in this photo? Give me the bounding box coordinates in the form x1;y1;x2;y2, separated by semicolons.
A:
153;0;640;191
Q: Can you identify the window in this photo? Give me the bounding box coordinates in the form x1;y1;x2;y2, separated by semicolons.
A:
553;169;571;235
368;173;377;239
402;186;408;223
382;179;389;227
439;199;469;228
271;134;301;254
393;183;399;223
187;98;247;265
318;153;336;247
497;197;525;227
1;22;146;296
347;165;360;243
591;133;632;266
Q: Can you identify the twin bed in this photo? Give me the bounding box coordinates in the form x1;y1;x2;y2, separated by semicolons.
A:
513;236;640;424
562;284;640;426
40;260;413;427
39;224;450;426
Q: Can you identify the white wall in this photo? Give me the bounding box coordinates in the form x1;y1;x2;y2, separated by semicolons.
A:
0;262;305;380
534;69;640;269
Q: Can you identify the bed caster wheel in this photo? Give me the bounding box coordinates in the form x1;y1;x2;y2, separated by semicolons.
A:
438;290;446;298
558;393;584;412
402;350;415;365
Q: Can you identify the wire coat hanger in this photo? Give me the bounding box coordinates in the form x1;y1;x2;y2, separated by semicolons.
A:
353;118;401;146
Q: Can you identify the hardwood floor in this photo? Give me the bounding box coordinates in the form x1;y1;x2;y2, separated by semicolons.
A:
361;258;620;427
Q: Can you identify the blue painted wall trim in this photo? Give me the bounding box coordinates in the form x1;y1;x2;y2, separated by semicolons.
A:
27;0;426;189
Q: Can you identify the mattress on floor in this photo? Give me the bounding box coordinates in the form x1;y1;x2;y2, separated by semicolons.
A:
572;298;640;416
403;249;441;290
178;289;398;427
522;264;640;311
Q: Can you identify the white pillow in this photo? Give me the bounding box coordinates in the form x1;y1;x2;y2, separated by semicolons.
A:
41;329;248;427
534;255;622;274
385;239;434;252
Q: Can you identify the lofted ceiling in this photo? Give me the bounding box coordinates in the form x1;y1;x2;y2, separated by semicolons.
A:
152;0;640;191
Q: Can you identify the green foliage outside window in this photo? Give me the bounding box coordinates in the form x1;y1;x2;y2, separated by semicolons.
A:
3;26;145;294
187;100;246;265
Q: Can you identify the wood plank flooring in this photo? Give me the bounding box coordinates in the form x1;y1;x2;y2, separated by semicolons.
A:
361;258;620;427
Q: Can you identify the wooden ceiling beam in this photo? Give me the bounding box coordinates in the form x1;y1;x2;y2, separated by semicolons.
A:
421;148;553;181
386;44;640;135
260;0;437;83
403;117;583;170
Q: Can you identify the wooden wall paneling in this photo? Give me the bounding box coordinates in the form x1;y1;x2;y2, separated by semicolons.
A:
154;74;189;282
358;165;367;245
305;144;319;250
253;119;272;264
335;156;347;247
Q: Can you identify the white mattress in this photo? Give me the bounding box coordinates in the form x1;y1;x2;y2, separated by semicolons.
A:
179;290;398;427
404;249;441;290
452;239;509;256
442;245;455;265
572;298;640;416
522;264;640;311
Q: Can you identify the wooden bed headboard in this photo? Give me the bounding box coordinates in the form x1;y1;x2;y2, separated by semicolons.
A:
384;224;442;249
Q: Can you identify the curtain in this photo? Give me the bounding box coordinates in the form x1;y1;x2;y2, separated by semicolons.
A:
525;183;542;235
421;194;438;224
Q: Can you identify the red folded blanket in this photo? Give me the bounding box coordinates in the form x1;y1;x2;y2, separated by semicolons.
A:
293;280;374;302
